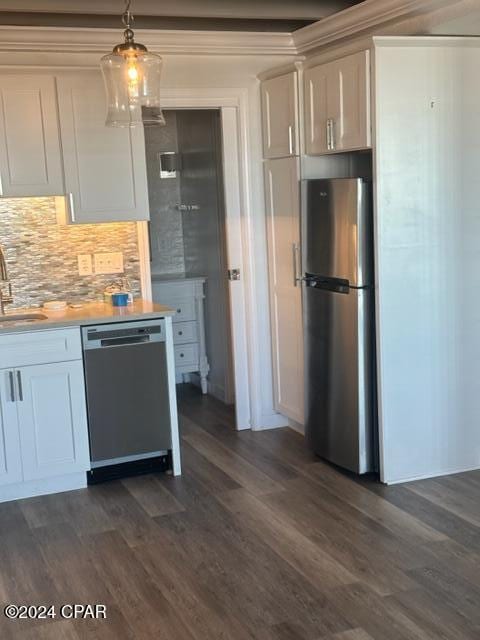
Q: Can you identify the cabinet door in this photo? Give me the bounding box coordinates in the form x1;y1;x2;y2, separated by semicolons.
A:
56;72;149;223
304;62;338;155
304;50;371;155
16;361;90;481
261;72;299;158
335;50;371;152
0;370;23;487
0;75;64;197
264;157;304;424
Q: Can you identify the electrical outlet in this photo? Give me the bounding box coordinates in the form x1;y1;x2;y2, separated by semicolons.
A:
94;252;124;275
78;254;93;276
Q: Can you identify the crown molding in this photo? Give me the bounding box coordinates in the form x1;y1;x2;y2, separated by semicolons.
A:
0;25;296;57
293;0;465;53
0;0;473;61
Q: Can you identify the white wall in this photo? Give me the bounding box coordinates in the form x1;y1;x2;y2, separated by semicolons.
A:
374;38;480;483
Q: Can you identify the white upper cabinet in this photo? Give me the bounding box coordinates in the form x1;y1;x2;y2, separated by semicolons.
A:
56;72;149;223
304;50;371;155
0;75;64;197
264;156;304;424
261;71;299;159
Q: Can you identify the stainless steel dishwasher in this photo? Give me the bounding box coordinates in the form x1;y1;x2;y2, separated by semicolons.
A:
82;319;172;483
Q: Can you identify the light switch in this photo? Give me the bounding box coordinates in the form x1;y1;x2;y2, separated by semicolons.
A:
94;252;124;275
78;254;93;276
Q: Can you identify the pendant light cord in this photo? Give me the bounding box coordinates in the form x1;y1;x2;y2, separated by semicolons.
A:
122;0;134;30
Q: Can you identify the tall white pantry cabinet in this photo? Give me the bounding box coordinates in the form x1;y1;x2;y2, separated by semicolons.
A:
261;72;304;426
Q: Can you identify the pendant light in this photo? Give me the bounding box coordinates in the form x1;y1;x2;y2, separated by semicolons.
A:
101;0;165;127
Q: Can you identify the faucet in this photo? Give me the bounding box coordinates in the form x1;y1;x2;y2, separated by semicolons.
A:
0;244;13;314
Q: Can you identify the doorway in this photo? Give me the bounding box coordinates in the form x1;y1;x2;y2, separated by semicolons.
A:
144;109;239;426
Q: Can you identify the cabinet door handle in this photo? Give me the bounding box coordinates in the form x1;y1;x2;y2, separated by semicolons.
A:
8;371;15;402
288;125;294;155
330;119;336;150
327;119;334;151
16;370;23;402
292;243;301;287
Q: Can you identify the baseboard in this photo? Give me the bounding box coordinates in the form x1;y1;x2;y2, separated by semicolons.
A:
0;472;87;504
288;419;305;435
383;462;480;485
251;412;290;431
189;373;228;403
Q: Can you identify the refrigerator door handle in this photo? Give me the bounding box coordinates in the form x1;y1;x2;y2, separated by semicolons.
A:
292;243;302;287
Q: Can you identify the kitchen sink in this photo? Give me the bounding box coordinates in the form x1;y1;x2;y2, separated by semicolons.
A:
0;312;48;322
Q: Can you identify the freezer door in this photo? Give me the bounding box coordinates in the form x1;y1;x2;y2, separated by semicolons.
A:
304;282;375;473
302;178;372;287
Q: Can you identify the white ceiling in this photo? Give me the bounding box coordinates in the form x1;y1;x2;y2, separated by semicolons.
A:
0;0;362;21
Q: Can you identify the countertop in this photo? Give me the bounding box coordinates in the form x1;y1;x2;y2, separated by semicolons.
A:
0;300;175;334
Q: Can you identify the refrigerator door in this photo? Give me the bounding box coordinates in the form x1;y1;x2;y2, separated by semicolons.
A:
304;281;375;473
302;178;372;287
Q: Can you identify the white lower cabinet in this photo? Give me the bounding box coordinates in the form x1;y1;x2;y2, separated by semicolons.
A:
0;371;23;487
152;277;210;394
16;361;89;481
0;328;90;502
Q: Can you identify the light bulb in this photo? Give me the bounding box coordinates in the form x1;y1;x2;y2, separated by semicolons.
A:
126;56;140;98
127;65;138;81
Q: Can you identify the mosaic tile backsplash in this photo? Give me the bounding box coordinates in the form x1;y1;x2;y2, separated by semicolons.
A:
0;197;141;310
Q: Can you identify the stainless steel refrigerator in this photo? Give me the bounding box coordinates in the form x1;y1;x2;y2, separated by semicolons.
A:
302;178;376;474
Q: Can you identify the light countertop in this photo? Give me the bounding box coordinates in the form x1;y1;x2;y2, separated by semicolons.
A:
0;299;175;334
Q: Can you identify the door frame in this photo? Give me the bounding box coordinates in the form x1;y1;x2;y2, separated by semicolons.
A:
137;89;252;430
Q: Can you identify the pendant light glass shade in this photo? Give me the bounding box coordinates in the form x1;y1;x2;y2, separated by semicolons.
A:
101;1;165;127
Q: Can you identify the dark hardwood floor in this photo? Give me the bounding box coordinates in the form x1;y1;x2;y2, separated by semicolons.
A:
1;384;480;639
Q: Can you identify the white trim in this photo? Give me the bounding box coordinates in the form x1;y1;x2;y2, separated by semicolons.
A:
288;419;305;435
293;0;463;54
220;105;252;431
0;472;86;504
384;463;480;486
373;34;480;47
137;90;262;432
0;2;474;64
164;316;182;476
253;413;290;431
0;25;296;57
136;222;152;302
257;60;304;82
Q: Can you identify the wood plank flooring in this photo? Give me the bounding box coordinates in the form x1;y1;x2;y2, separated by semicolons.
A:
1;384;480;639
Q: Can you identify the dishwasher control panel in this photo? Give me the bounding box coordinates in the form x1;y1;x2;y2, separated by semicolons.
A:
82;319;166;350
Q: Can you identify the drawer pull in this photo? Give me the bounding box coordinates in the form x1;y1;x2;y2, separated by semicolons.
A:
178;331;183;336
180;353;184;358
8;371;15;402
16;370;23;402
177;309;181;313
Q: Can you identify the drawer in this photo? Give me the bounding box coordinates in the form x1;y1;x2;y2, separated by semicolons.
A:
0;327;82;368
153;281;197;301
173;321;197;345
174;343;199;368
171;300;196;324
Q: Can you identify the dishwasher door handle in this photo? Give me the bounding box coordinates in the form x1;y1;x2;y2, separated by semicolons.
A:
99;335;151;348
